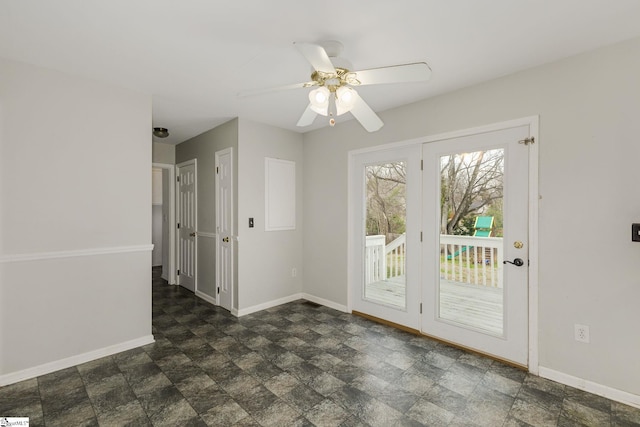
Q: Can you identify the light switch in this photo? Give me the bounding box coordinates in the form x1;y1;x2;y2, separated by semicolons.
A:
249;217;254;228
632;223;640;242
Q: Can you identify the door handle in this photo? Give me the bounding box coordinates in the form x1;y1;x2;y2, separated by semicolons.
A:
222;237;229;243
503;258;524;267
189;232;196;237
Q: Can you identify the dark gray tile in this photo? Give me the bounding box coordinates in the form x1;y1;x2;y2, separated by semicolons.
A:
509;398;561;427
304;398;350;427
283;384;325;412
422;383;468;414
612;401;640;426
7;269;635;427
372;384;421;413
561;398;611;426
406;397;455;426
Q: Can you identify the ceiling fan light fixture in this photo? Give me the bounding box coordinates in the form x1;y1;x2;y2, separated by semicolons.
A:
335;86;356;115
309;87;330;115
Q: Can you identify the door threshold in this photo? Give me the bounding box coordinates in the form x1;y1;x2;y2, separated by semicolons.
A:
352;311;527;371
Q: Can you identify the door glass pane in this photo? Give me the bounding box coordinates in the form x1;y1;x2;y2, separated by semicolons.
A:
364;162;407;309
438;149;504;335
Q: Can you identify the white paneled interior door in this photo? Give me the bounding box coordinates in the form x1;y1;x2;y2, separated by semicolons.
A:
177;160;197;292
216;148;233;311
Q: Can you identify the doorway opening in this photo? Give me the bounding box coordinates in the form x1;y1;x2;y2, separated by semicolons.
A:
152;163;176;284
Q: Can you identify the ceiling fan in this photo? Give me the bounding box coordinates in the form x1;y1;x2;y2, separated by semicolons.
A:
239;41;432;132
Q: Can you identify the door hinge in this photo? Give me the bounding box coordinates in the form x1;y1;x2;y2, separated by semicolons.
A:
420;159;423;170
518;137;535;145
177;269;180;276
217;287;220;295
176;176;180;182
216;166;219;174
177;223;180;229
420;303;422;314
420;231;423;242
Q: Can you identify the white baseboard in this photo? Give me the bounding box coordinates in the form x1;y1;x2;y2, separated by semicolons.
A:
233;292;348;317
301;293;348;313
195;290;217;306
236;293;303;317
0;335;155;387
539;366;640;409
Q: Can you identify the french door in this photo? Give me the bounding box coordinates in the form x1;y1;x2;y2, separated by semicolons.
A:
422;125;530;365
349;122;534;366
349;145;421;329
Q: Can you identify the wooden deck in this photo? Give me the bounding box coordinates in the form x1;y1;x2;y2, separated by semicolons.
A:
364;278;503;335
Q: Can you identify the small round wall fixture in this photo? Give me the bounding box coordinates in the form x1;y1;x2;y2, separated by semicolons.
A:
153;127;169;138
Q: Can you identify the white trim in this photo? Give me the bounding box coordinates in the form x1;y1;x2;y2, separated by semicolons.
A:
236;293;303;317
539;366;640;409
0;335;155;386
233;293;348;318
301;293;348;313
153;162;177;285
195;290;218;306
527;116;540;374
197;232;217;239
0;244;154;263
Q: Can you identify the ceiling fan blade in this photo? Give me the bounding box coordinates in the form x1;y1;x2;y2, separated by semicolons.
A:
294;42;336;74
296;104;318;127
350;94;383;132
351;62;432;86
237;81;315;98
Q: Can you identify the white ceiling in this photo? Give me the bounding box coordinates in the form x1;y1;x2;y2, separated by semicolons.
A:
2;1;640;144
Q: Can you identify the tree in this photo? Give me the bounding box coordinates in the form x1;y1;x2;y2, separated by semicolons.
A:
440;149;504;235
366;163;406;243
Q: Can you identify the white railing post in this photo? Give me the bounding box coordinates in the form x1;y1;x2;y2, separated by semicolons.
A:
439;235;503;288
365;235;386;284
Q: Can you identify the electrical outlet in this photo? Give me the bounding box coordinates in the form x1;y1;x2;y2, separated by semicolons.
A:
574;324;590;343
291;268;297;278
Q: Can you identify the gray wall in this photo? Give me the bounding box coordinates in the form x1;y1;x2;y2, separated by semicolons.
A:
176;119;239;301
302;37;640;396
237;119;304;311
0;58;152;380
153;142;175;164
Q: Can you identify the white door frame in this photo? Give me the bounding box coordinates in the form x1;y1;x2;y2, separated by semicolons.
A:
152;162;177;285
176;159;198;293
347;116;539;373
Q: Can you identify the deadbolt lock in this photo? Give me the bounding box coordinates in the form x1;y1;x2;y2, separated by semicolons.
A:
513;241;523;249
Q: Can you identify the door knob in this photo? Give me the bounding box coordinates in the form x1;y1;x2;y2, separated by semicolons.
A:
503;258;524;267
222;237;229;243
189;232;196;237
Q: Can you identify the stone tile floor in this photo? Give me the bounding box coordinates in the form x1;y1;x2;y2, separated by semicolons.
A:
1;269;639;426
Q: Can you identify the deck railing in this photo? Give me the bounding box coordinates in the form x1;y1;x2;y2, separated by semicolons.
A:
440;235;503;288
365;234;503;288
365;235;386;284
365;234;406;284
